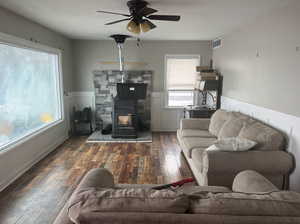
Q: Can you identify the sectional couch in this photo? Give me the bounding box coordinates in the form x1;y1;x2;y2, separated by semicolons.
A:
177;109;294;189
53;168;300;224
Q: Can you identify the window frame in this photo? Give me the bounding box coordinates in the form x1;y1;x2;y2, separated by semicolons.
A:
164;54;201;109
0;31;65;153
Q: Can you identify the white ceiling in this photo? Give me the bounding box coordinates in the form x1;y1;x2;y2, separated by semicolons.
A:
0;0;292;40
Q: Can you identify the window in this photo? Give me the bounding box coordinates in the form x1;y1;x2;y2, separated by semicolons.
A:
165;55;200;107
0;35;63;151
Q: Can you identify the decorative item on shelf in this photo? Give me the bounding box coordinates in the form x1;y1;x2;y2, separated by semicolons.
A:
193;60;223;111
183;106;216;119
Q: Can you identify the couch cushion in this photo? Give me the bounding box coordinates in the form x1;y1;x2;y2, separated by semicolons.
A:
68;188;189;223
209;110;231;136
238;121;286;151
176;185;232;195
180;129;215;138
232;170;279;193
189;191;300;217
182;137;216;158
208;138;257;152
191;149;209;175
218;116;254;139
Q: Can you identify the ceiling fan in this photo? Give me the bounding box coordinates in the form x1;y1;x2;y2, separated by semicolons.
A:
97;0;181;34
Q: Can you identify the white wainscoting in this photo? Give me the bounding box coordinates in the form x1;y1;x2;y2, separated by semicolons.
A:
70;91;183;132
69;92;96;129
221;96;300;192
151;92;183;132
0;95;71;192
70;92;96;111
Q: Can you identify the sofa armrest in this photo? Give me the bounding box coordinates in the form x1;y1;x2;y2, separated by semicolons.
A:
180;118;210;130
232;170;279;193
206;150;293;175
53;169;114;224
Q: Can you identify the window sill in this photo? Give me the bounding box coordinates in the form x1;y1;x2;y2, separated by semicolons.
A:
0;118;65;155
164;106;185;110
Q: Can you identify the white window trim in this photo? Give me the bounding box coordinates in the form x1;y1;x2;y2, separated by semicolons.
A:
0;31;65;153
164;54;201;109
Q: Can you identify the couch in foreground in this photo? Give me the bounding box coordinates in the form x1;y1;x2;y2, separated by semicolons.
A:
177;109;294;189
53;168;300;224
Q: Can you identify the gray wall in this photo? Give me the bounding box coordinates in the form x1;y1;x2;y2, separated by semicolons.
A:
73;40;212;92
213;1;300;117
0;7;73;92
0;7;73;191
213;1;300;191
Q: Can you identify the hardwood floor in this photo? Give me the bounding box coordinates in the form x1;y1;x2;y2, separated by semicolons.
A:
0;132;193;224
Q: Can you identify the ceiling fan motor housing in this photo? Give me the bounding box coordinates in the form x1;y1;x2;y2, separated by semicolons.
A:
127;0;148;15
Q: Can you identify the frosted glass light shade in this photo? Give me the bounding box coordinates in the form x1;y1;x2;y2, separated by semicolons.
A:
127;20;141;34
140;22;151;32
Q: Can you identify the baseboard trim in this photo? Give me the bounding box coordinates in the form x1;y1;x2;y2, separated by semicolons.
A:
0;134;69;192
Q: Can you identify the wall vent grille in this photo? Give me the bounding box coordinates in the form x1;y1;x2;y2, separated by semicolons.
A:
212;38;222;49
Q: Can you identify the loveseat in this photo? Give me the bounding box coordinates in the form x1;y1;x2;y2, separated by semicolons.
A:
177;109;294;189
53;168;300;224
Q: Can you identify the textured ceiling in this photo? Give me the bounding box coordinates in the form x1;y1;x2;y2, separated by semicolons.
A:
0;0;293;40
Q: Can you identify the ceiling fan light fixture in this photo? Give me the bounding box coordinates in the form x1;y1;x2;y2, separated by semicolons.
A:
127;20;141;34
140;21;151;33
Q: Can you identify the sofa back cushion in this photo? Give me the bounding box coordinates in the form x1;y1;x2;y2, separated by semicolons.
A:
189;191;300;217
68;188;189;223
209;110;231;136
238;121;286;151
217;115;255;139
211;110;286;150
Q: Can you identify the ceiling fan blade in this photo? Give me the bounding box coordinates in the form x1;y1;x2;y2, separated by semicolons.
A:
96;10;131;17
105;18;131;25
138;7;158;16
147;15;181;21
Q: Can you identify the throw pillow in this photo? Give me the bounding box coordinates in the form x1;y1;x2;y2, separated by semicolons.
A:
207;137;257;152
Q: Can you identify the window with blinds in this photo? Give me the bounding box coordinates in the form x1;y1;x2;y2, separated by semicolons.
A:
165;55;200;107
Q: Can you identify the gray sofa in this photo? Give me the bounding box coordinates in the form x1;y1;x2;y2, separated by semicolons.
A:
177;109;294;189
53;168;300;224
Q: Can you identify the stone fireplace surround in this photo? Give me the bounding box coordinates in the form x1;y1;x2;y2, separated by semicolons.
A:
93;70;152;131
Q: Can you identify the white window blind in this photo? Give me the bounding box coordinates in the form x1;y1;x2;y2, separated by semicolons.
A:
165;55;200;107
166;55;200;90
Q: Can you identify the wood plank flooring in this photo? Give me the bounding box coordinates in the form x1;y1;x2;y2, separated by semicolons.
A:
0;132;193;224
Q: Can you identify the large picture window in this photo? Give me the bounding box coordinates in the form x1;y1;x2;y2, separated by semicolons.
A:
165;55;200;107
0;37;63;150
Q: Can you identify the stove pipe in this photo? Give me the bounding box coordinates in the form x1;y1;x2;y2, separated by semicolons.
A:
110;34;132;83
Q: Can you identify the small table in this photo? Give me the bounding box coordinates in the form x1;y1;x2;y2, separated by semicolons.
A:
183;107;216;119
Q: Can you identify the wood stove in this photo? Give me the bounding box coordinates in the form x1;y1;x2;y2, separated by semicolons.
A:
112;83;147;138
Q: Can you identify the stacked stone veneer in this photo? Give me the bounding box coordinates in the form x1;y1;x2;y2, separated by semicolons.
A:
93;70;152;131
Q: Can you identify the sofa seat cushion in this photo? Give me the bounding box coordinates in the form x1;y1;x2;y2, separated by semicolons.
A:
68;188;189;223
176;185;232;195
238;121;286;151
181;137;216;158
180;129;215;138
189;191;300;217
